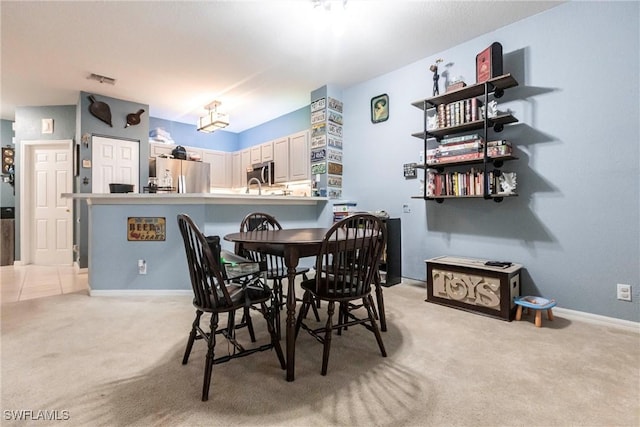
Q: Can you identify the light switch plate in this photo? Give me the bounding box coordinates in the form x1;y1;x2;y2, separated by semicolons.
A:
42;118;54;134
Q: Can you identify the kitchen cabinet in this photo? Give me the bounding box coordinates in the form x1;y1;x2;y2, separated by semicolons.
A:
250;140;274;164
231;149;251;188
185;147;204;161
288;131;310;181
251;145;262;164
202;149;231;188
231;152;242;188
150;142;176;158
241;149;251;187
150;142;204;161
273;137;289;183
273;131;309;183
261;141;274;162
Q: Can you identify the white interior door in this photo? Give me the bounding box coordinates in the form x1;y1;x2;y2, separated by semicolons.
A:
91;136;140;193
21;141;73;265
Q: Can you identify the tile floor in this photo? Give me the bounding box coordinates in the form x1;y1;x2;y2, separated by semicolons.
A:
0;264;89;304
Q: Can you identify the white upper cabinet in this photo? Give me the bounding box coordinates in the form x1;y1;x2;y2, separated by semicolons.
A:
149;142;175;158
250;145;262;165
273;137;289;183
202;150;230;188
288;131;310;181
261;140;274;162
273;131;309;183
231;152;242;188
241;148;251;187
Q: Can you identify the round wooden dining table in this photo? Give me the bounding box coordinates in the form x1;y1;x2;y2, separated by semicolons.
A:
224;227;327;382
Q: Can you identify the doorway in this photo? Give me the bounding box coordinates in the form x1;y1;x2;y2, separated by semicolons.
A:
19;139;74;265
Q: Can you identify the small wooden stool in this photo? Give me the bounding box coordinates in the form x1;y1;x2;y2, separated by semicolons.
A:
514;296;557;327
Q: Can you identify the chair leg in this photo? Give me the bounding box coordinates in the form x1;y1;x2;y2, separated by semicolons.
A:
226;311;236;337
309;296;321;321
202;313;218;402
374;276;387;332
273;279;283;340
364;297;387;357
295;291;312;340
337;302;347;336
243;306;256;342
183;310;202;365
321;301;336;376
260;301;286;369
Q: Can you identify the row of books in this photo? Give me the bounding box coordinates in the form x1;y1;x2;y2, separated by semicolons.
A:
433;99;481;129
426;169;516;197
426;139;512;165
333;202;357;222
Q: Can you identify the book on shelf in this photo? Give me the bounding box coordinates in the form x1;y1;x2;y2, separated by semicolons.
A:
426;169;516;197
332;201;357;212
441;133;481;145
426;139;513;164
433;99;483;128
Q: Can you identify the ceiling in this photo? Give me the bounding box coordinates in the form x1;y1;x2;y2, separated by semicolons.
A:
1;1;562;133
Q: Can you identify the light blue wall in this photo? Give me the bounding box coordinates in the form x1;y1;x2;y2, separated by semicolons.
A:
13;105;77;259
148;106;309;153
148;117;238;152
341;2;639;321
9;2;639;322
237;106;310;149
76;92;149;268
0;119;15;207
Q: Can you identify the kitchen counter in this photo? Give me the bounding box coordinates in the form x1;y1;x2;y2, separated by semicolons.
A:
62;193;328;206
66;192;332;294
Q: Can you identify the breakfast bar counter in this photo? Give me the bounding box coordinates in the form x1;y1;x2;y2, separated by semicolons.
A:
62;192;328;205
64;192;332;295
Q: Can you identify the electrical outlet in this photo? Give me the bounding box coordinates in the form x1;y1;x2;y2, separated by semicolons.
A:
138;259;147;275
616;283;631;301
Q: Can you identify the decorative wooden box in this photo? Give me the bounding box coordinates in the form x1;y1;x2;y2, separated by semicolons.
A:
425;256;521;321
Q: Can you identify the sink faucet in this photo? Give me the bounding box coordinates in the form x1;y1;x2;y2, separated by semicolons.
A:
246;177;262;195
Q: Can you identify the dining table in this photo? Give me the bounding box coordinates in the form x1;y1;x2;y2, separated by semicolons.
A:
224;226;387;382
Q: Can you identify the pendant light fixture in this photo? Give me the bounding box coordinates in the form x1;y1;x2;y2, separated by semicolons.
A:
197;101;229;133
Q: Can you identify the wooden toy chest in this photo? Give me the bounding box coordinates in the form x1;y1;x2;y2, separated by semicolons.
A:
425;256;522;321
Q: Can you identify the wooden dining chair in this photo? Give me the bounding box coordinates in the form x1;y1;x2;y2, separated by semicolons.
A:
295;213;387;375
235;212;319;338
177;214;285;401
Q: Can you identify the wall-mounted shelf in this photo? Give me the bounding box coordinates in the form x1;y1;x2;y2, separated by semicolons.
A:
411;74;518;109
409;73;520;203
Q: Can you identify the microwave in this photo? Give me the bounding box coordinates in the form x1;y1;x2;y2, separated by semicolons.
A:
247;161;274;186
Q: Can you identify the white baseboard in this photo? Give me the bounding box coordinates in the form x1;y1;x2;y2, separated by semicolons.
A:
554;307;639;332
403;278;638;332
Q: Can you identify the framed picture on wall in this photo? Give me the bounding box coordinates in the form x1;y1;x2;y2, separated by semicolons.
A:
371;94;389;123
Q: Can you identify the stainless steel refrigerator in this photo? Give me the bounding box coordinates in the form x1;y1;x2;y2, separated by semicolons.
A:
149;158;210;193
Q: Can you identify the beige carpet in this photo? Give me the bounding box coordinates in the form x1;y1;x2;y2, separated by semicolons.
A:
1;282;638;427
